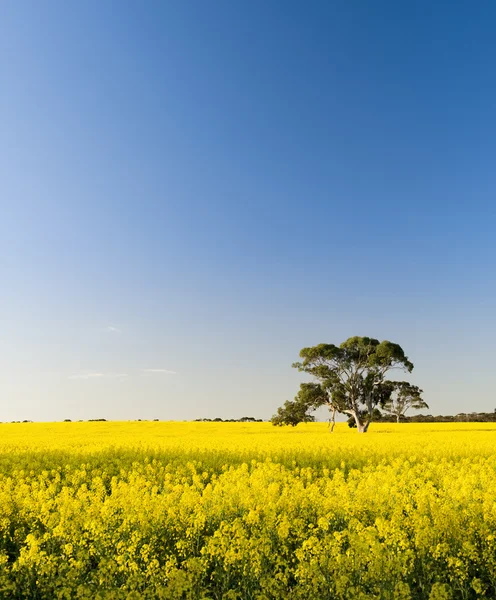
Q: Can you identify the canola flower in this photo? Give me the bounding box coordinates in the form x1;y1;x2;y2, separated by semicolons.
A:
0;421;495;599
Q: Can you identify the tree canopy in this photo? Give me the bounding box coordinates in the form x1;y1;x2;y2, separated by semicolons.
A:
381;382;428;422
272;336;423;433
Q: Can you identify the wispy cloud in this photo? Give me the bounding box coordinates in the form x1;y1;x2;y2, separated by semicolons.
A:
142;368;177;375
106;326;121;333
69;372;128;380
69;372;105;380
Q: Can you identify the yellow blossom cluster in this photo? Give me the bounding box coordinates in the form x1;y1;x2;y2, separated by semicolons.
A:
0;421;495;598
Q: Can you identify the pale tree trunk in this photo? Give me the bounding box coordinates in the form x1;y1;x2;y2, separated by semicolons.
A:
347;409;371;433
358;420;371;433
348;410;367;433
396;414;400;423
328;406;336;433
358;393;374;433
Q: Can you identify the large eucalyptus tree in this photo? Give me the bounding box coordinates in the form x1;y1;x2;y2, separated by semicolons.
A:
272;336;422;433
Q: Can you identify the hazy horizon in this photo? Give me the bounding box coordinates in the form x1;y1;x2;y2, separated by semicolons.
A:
2;1;496;422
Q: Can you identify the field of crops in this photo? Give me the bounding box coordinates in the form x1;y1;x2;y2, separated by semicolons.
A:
0;421;495;599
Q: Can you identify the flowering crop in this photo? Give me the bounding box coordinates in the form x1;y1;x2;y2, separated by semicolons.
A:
0;421;495;598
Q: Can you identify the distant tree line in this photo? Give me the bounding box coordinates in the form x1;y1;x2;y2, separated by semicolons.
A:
4;412;496;425
374;411;496;424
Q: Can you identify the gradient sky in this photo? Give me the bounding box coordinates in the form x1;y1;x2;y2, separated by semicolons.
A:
1;1;495;422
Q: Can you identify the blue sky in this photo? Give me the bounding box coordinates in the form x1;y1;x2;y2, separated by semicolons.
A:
1;1;495;421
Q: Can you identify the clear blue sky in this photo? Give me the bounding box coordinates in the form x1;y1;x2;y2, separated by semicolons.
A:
1;1;495;421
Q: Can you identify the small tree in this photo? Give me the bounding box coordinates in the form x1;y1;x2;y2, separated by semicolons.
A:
271;401;316;426
381;382;428;422
272;336;420;433
271;386;318;427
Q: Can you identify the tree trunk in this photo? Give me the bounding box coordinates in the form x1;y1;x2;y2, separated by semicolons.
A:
357;420;370;433
351;411;366;433
344;409;371;433
328;407;336;433
396;414;400;423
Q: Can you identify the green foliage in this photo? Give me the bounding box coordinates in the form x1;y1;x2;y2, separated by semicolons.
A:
382;382;428;422
272;383;328;426
272;400;316;426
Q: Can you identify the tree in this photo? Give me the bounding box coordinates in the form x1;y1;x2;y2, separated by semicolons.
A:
271;401;315;426
381;382;428;422
271;383;329;427
273;336;419;433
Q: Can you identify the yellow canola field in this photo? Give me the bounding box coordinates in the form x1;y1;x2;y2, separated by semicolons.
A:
0;421;495;599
